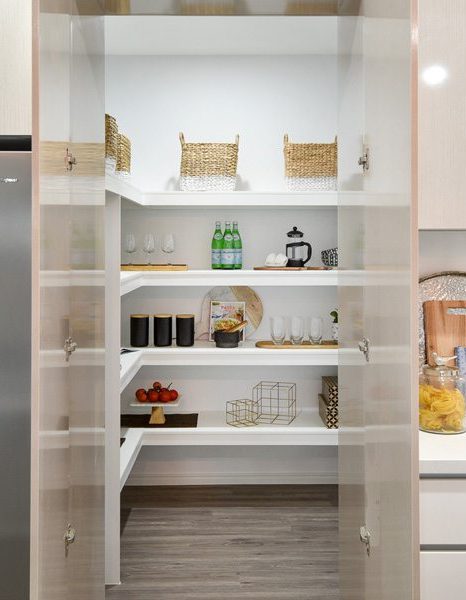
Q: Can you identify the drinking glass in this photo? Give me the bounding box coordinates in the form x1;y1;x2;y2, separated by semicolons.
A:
162;233;175;255
309;317;323;344
290;316;304;345
143;233;156;264
124;233;137;265
270;316;286;345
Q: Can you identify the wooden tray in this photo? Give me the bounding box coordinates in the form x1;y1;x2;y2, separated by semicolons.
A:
121;264;188;271
256;340;338;349
254;266;332;271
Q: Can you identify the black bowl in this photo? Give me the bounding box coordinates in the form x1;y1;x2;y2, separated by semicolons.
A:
214;330;240;348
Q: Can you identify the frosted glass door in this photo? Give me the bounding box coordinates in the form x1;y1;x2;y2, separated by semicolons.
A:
338;3;418;600
38;2;105;599
68;3;105;599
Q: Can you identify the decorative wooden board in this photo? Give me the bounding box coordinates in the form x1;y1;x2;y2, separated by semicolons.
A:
197;286;263;341
121;264;188;271
254;266;332;271
256;340;338;349
424;300;466;365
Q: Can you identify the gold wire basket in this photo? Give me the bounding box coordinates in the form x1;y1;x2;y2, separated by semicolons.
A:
284;134;337;190
179;132;239;191
116;133;131;177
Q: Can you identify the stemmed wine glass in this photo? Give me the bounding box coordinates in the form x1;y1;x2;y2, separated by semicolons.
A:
143;233;156;265
161;233;175;264
124;233;137;265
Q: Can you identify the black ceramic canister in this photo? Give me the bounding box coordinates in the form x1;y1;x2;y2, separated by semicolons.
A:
154;314;173;347
176;314;195;347
130;314;149;347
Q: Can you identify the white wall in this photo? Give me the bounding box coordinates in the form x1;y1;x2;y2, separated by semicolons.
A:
121;206;337;268
419;231;466;278
106;55;337;191
121;286;338;345
128;445;338;486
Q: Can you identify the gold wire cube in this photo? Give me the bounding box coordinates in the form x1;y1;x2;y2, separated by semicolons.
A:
253;381;297;425
226;399;259;427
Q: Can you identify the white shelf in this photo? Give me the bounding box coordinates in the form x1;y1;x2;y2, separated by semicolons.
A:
120;428;143;490
130;409;337;447
106;174;337;208
120;269;338;294
120;343;338;392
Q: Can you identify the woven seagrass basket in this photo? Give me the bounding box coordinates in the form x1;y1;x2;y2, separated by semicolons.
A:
179;132;239;191
116;133;131;178
179;0;236;15
284;134;337;191
105;114;118;173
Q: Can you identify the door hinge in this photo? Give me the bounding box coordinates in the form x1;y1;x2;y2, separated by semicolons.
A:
64;337;78;362
65;148;77;171
358;337;370;362
358;146;370;172
359;525;371;556
64;523;76;557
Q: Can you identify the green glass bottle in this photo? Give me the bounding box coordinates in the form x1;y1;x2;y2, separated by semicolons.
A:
221;221;235;269
232;221;242;270
211;221;223;269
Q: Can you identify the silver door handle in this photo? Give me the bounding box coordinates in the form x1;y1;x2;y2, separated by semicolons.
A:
358;337;370;362
360;525;371;556
64;337;78;361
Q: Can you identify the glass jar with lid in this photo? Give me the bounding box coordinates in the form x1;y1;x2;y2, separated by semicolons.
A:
419;353;466;434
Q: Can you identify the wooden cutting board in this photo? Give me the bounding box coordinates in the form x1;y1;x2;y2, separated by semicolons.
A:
256;340;338;349
424;300;466;365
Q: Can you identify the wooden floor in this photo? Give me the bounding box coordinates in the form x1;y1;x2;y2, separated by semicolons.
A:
106;485;339;600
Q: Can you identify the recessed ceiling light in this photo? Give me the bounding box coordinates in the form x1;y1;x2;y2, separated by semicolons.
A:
422;65;448;86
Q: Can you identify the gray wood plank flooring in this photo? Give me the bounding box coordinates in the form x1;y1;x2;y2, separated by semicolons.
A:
106;485;339;600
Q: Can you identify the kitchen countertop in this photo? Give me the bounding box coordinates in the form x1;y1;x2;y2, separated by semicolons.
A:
419;430;466;476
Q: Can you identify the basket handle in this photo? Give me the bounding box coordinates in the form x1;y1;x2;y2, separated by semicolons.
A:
234;134;239;145
179;132;186;146
284;134;289;145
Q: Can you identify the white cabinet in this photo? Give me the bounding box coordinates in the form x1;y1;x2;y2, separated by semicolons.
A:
0;0;31;135
420;551;466;600
420;479;466;545
419;0;466;229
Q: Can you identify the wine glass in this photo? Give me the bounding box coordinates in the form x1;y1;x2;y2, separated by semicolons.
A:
143;233;156;264
161;233;175;263
291;316;304;345
309;317;323;345
124;233;137;265
270;316;286;345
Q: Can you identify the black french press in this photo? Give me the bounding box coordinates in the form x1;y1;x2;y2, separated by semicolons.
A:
286;226;312;267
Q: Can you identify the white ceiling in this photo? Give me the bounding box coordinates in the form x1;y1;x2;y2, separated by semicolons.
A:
105;16;338;56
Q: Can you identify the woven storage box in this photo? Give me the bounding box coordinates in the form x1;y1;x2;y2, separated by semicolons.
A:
105;114;118;173
319;394;338;429
116;133;131;178
284;134;337;191
322;375;338;407
179;132;239;191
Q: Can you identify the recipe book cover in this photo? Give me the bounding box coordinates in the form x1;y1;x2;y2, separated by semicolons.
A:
209;301;245;341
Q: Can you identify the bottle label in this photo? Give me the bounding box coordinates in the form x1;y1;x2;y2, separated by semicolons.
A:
221;250;235;265
234;249;242;266
212;249;222;265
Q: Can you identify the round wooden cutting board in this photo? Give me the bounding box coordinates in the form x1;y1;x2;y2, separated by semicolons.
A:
196;286;263;341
